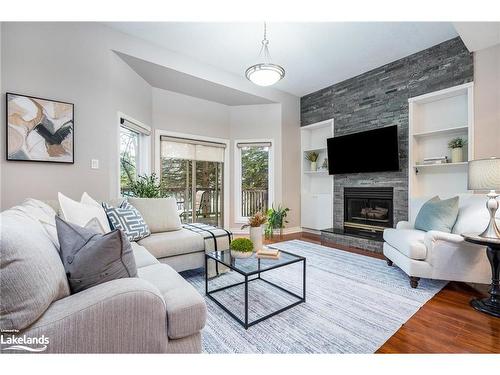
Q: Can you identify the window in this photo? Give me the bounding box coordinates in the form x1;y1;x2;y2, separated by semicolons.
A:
235;140;273;222
159;136;226;227
119;116;151;196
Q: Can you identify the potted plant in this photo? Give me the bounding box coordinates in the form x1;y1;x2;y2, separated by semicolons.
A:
448;137;467;163
241;211;267;252
305;151;319;172
265;204;290;238
230;238;254;259
129;173;163;198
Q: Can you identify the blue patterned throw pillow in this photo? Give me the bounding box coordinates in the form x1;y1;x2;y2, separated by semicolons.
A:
102;201;151;241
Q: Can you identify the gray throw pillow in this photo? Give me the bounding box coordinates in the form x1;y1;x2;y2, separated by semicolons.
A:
414;196;459;233
56;216;138;294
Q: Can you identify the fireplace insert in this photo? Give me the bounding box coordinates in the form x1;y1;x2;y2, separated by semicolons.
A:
343;187;394;240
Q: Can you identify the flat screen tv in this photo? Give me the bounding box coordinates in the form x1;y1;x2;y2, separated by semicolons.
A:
327;125;399;175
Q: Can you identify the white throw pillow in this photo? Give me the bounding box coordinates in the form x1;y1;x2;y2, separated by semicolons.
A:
58;192;111;233
10;199;60;248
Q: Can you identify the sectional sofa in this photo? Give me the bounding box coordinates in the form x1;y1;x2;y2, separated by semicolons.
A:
1;197;213;353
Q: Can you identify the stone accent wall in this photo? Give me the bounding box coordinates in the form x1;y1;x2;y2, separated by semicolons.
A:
300;37;473;252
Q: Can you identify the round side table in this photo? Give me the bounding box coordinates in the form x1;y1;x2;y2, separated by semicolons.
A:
462;233;500;318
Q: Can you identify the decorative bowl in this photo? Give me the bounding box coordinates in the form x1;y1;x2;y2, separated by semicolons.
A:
230;250;253;259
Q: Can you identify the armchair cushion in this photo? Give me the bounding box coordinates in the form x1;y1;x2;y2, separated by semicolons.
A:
414;196;459;233
383;228;427;260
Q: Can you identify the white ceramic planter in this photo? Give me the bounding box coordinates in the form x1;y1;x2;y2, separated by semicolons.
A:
249;226;263;252
451;147;464;163
230;250;253;259
310;161;317;172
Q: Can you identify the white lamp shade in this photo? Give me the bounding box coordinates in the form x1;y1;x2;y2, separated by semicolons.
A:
468;157;500;190
245;63;285;86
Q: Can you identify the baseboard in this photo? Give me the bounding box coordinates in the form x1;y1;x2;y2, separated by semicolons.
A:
301;228;322;235
230;226;303;236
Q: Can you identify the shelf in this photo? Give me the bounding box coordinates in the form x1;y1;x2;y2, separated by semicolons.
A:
304;170;329;175
414;162;467;171
412;125;468;138
303;147;327;153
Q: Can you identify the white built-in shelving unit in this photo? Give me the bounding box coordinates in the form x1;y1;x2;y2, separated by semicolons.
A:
301;119;334;232
408;82;474;216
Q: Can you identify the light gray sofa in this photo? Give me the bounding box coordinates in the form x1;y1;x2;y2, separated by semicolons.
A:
0;198;207;353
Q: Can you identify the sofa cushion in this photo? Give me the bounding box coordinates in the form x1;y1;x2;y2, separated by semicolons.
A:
0;209;70;331
414;196;459;233
137;229;205;259
9;198;60;248
138;264;206;339
102;201;151;241
383;228;427;260
58;192;111;233
131;242;159;268
128;197;181;233
56;216;138;294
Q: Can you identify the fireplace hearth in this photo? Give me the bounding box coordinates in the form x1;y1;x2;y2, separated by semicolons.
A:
343;187;394;240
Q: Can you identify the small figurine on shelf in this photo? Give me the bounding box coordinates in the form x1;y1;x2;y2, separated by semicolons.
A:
321;158;328;170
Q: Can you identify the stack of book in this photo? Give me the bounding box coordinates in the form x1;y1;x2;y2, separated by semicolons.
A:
422;156;448;165
256;247;280;260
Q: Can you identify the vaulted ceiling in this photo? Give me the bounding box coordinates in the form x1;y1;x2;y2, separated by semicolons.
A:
106;22;459;97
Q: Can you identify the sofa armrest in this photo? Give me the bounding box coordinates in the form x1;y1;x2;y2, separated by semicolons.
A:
424;230;464;251
396;221;413;230
21;278;167;353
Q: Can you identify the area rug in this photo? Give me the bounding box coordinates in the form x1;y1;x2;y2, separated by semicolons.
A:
182;240;446;353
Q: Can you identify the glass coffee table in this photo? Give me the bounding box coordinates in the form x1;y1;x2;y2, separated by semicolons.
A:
205;249;306;329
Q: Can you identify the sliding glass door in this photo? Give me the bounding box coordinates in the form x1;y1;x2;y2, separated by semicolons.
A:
160;136;225;227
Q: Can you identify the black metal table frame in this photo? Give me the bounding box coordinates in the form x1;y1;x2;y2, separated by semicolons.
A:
205;251;306;329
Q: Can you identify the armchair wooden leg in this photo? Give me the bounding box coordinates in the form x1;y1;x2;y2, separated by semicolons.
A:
409;276;420;289
385;257;393;266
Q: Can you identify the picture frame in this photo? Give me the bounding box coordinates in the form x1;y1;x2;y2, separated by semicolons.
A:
6;92;74;164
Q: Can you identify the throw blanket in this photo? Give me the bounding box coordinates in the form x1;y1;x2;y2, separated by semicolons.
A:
182;223;232;278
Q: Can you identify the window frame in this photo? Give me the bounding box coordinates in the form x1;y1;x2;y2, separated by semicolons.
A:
234;138;274;224
117;112;151;197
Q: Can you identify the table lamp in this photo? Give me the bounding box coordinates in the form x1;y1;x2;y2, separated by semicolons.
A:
468;157;500;239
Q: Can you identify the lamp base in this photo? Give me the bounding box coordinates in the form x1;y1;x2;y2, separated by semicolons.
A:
479;191;500;240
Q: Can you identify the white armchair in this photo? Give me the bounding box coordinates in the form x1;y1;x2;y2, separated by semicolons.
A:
383;194;496;288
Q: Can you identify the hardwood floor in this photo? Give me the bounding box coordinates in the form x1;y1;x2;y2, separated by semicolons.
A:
256;231;500;353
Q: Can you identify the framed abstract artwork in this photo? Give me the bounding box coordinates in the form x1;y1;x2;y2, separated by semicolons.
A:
6;93;74;163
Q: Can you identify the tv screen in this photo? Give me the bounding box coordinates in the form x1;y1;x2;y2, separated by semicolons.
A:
327;125;399;175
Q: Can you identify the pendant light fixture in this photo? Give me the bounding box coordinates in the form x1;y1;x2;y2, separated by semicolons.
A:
245;22;285;87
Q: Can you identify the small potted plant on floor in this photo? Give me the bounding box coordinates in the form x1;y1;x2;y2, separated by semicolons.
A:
265;204;290;238
305;151;319;172
241;211;267;252
128;172;163;198
448;137;467;163
230;238;254;259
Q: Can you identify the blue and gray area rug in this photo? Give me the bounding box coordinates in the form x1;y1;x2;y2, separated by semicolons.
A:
182;240;446;353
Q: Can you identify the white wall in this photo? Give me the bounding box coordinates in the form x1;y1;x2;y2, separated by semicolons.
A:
152;88;230;137
474;44;500;158
1;22;302;230
228;104;283;230
1;22;152;209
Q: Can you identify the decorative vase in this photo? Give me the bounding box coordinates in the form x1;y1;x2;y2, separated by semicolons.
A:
249;226;263;252
451;147;463;163
230;250;253;259
310;161;317;172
